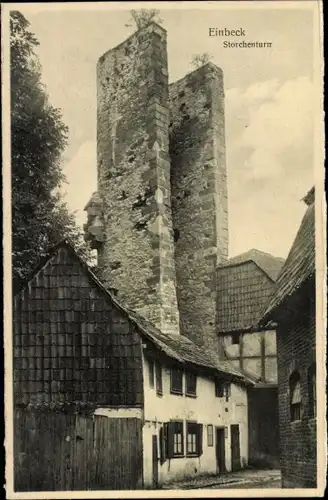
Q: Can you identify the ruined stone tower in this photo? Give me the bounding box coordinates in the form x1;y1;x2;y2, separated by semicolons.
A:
85;23;180;335
169;64;228;350
85;24;228;347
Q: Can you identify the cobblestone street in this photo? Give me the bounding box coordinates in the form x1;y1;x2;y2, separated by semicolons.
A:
162;469;281;490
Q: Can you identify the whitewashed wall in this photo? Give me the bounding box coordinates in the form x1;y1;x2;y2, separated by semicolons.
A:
141;353;248;487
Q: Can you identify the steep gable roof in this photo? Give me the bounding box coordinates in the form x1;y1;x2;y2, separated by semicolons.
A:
16;240;250;385
261;194;315;323
216;249;284;333
127;309;248;381
220;249;285;282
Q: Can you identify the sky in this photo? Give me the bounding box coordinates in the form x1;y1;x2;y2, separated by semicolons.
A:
15;2;318;259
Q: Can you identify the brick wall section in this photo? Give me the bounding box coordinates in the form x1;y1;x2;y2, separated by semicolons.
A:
13;245;144;408
169;63;228;349
96;23;180;335
276;298;316;487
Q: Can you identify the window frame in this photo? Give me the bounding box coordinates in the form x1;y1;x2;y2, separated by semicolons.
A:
170;367;184;395
171;420;184;457
186;421;203;457
155;362;163;396
215;379;231;401
207;424;214;447
215;379;225;398
290;371;302;422
185;371;197;397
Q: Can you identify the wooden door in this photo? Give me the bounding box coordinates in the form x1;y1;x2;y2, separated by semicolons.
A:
230;424;241;471
152;435;159;489
215;428;226;473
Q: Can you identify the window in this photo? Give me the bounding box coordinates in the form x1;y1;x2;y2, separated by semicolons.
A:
167;421;184;457
187;422;203;456
231;333;240;345
215;379;224;397
171;367;183;394
308;363;316;418
148;359;154;389
187;422;197;454
215;379;231;401
290;371;302;421
207;424;213;447
156;362;163;396
186;371;197;396
165;421;203;459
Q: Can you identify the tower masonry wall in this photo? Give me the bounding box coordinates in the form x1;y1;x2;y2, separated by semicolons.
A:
169;63;228;349
96;23;180;335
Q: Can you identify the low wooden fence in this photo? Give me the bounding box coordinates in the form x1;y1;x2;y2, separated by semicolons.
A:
14;408;143;491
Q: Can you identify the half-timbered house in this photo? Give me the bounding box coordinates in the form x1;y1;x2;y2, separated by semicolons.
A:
216;249;285;467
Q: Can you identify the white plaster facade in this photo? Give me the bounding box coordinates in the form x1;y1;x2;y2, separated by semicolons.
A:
141;353;248;487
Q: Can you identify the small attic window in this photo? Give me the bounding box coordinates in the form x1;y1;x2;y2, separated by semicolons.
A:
231;333;240;345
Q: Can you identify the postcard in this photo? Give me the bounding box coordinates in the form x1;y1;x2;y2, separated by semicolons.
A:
2;1;326;498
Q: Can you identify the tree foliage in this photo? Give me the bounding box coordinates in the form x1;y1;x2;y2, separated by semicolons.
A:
11;11;93;292
191;53;213;69
129;9;163;30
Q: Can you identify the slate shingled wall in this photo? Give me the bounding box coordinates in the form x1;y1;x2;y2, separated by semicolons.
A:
216;261;275;334
169;63;228;348
96;23;180;336
13;245;144;408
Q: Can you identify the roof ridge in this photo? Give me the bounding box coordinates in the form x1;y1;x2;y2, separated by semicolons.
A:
260;203;315;323
228;247;285;261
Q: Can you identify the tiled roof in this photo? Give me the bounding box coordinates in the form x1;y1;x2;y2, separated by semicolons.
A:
261;193;315;322
216;250;284;333
127;309;249;382
302;186;315;206
220;249;285;282
18;240;250;385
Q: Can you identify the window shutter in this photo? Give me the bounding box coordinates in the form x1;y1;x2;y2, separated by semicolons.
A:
197;424;203;456
225;382;231;402
167;421;175;459
159;427;164;464
163;422;168;461
149;359;154;388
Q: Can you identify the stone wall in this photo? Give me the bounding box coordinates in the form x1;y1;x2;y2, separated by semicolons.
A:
169;63;228;349
96;23;180;335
